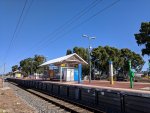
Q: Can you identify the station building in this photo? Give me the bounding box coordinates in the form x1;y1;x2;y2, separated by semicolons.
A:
13;70;22;78
40;53;88;82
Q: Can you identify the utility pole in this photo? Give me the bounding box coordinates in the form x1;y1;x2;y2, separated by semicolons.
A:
29;60;33;79
2;63;5;88
82;34;96;83
31;60;34;79
148;60;150;76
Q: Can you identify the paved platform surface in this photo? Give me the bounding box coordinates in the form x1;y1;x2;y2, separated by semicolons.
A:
82;80;150;89
43;80;150;94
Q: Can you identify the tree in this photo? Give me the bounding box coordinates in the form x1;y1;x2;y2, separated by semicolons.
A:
68;46;144;79
19;55;46;76
92;46;109;76
134;22;150;56
20;58;33;76
131;52;144;72
72;47;89;76
66;49;72;55
120;48;144;76
92;46;145;78
104;46;122;74
73;47;88;61
33;55;46;74
12;65;18;72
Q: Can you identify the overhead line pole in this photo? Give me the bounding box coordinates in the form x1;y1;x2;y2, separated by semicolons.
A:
2;63;5;88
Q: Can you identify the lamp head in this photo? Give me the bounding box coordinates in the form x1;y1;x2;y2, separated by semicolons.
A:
90;37;96;39
82;34;88;38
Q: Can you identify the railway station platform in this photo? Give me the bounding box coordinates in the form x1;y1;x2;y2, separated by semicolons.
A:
7;78;150;113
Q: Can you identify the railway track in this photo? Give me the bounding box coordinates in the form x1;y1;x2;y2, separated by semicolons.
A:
8;82;98;113
27;89;93;113
7;82;67;113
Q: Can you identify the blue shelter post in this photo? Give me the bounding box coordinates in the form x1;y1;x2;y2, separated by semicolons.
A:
78;64;82;84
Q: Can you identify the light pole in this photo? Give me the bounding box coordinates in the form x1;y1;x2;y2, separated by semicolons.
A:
82;34;96;83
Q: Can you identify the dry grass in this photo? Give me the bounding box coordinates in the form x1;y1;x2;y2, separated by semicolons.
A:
0;79;36;113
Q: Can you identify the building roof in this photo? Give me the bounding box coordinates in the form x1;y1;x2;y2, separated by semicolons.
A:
39;53;88;66
13;70;21;73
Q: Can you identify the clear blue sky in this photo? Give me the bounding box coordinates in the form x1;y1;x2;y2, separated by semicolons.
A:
0;0;150;73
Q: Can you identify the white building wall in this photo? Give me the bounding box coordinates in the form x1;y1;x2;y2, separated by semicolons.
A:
66;68;74;81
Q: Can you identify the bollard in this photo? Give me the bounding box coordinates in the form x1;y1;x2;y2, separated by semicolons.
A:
109;60;114;85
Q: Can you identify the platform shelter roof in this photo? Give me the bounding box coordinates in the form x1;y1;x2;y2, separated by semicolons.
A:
39;53;88;66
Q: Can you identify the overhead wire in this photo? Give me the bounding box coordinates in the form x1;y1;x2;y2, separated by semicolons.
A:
31;0;102;51
14;0;34;41
17;0;102;57
3;0;34;71
3;0;28;63
11;0;121;69
33;0;121;53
